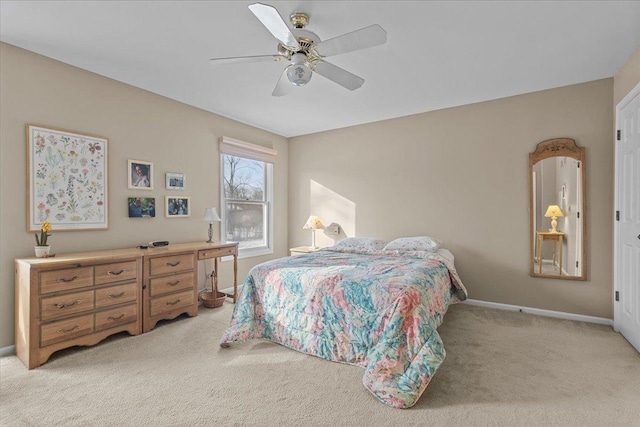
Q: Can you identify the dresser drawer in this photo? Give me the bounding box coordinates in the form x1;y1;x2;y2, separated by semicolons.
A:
40;266;94;294
149;271;194;297
95;304;137;332
95;261;138;285
96;282;137;309
198;246;236;260
149;253;194;276
149;290;194;317
40;290;94;321
40;314;94;347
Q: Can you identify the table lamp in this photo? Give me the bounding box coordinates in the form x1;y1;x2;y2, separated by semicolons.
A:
302;215;324;249
545;205;564;233
203;208;221;243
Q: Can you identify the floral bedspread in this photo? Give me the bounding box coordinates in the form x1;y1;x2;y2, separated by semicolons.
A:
220;247;467;408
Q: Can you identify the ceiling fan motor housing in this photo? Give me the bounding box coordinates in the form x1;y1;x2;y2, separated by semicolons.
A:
291;29;322;65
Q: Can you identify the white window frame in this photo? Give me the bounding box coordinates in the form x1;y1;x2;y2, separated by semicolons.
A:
219;137;276;260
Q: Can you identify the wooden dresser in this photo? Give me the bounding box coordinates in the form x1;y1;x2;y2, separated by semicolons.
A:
15;249;143;369
143;246;198;333
15;241;239;369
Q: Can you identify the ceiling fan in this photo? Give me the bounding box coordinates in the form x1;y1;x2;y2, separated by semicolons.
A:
209;2;387;96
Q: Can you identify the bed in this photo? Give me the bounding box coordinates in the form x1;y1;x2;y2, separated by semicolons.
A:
220;237;467;408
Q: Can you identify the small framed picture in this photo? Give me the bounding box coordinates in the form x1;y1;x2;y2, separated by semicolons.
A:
128;197;156;218
166;172;185;190
128;160;153;190
165;196;190;217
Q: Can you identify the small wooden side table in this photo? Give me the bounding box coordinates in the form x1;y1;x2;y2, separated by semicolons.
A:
196;242;239;302
289;246;320;256
536;231;565;274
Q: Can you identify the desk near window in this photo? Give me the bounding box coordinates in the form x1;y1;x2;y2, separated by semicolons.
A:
196;242;239;302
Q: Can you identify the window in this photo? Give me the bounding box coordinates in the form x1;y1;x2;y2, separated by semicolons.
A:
220;137;276;258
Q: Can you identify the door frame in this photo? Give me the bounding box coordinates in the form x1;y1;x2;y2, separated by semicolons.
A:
532;170;537;258
575;161;582;276
613;81;640;332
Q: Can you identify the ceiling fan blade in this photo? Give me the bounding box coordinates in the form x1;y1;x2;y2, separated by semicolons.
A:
209;54;287;65
248;3;300;50
272;68;292;97
312;61;364;91
315;24;387;57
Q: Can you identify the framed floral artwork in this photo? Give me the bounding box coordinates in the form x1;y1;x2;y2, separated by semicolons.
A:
128;159;153;190
27;124;109;232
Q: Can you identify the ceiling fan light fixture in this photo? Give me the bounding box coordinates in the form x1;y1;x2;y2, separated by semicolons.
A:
286;55;312;86
286;64;312;86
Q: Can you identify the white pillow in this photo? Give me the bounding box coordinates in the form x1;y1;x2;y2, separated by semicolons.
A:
333;237;387;251
383;236;441;252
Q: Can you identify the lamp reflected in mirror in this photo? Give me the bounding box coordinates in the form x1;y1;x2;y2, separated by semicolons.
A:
544;205;564;233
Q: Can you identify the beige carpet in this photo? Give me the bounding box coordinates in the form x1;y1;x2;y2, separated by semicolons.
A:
1;302;639;427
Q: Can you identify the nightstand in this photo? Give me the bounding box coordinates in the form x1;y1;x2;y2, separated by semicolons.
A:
289;246;320;256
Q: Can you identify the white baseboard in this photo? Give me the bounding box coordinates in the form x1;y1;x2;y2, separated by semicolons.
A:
215;290;613;326
0;345;16;357
462;299;613;326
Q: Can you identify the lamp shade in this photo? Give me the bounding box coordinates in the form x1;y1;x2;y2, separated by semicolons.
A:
286;64;312;86
203;208;221;222
544;205;564;218
286;53;312;86
302;215;324;230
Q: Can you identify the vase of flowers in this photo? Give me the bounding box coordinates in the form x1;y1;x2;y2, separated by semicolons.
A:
34;222;52;257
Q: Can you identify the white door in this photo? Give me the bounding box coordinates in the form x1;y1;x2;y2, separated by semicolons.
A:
614;82;640;353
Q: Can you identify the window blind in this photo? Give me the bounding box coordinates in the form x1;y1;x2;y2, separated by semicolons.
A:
219;136;277;163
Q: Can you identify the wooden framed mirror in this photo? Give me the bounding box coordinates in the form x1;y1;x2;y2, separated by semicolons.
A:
529;138;586;280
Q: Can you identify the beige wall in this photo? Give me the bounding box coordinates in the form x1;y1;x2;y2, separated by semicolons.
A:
2;39;637;349
0;43;289;348
289;79;614;318
614;45;640;106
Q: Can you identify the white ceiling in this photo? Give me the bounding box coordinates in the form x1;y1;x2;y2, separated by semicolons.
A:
1;1;639;137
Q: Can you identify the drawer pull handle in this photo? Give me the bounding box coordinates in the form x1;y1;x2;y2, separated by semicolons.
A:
57;325;79;334
107;314;125;321
57;275;79;283
166;261;181;267
166;299;181;306
108;269;126;276
55;299;81;309
167;280;180;286
108;292;126;298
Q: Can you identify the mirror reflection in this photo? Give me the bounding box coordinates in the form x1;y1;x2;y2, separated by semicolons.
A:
529;138;586;280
